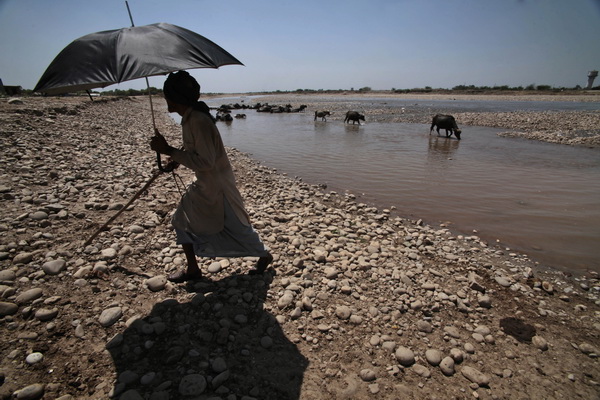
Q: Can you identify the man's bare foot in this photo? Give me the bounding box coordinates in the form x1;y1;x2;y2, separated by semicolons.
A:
249;253;274;275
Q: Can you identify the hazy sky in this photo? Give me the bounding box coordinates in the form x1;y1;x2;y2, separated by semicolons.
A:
1;0;599;93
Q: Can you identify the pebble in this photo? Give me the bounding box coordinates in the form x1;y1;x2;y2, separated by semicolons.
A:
41;259;66;275
425;349;443;366
178;374;206;396
15;288;43;304
99;307;123;327
461;366;490;387
25;352;43;364
439;356;455;376
359;369;376;382
0;302;19;316
395;346;415;366
145;275;167;292
532;336;549;351
13;383;44;399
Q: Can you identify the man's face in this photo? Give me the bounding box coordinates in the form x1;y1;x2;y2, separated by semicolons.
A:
166;97;177;113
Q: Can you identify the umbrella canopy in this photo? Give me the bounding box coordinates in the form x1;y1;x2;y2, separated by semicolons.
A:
34;22;243;94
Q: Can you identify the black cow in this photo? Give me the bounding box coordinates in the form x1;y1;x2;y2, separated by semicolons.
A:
430;114;462;140
344;111;365;125
314;111;331;121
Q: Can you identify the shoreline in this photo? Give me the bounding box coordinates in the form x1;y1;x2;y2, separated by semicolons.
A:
0;96;599;399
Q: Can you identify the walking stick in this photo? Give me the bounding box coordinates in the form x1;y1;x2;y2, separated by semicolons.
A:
83;170;162;247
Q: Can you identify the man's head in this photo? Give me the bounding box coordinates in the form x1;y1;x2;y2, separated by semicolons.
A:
163;71;200;112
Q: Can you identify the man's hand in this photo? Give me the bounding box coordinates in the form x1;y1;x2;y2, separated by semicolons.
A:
150;130;173;155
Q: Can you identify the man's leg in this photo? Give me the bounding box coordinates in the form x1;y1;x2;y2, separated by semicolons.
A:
182;243;202;276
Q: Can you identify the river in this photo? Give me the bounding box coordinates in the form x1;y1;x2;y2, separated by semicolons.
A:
193;97;600;275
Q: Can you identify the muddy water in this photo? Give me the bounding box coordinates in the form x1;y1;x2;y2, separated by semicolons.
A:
191;101;600;275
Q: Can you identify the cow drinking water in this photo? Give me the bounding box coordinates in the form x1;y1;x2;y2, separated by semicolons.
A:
430;114;462;140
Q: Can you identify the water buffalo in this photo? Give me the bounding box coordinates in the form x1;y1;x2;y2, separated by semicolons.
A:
344;111;365;125
314;111;331;121
430;114;462;140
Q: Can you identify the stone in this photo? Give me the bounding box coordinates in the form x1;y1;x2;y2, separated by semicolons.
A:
335;305;352;320
425;349;443;366
14;383;44;399
13;252;34;265
439;357;455;376
145;276;167;292
15;288;43;304
178;374;206;396
395;346;415;367
532;336;549;351
461;366;490;387
99;307;122;327
359;369;376;382
0;302;18;316
42;259;66;275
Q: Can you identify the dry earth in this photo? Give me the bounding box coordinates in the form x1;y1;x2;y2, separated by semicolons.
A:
0;94;599;400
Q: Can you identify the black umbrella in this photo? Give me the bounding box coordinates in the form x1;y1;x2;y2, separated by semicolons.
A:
34;21;243;172
34;22;243;95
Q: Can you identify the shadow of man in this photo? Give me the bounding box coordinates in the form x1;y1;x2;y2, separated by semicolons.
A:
108;272;308;400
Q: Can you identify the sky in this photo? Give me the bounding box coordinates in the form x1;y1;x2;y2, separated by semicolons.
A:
1;0;599;94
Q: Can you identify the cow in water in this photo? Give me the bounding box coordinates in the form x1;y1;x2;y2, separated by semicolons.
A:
430;114;462;140
314;111;331;121
344;111;365;125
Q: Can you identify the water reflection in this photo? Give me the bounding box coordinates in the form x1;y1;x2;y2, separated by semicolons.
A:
427;135;460;162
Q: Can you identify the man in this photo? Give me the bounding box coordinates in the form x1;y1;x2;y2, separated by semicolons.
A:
150;71;272;282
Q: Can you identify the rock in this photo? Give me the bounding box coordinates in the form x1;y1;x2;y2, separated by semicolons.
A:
395;346;415;367
41;259;66;275
178;374;206;396
417;320;433;333
34;308;58;321
532;335;549;351
461;366;490;387
412;364;431;378
359;369;376;382
25;352;43;365
277;291;294;309
495;276;511;287
439;356;455;376
13;383;44;399
119;390;144;400
145;276;167;292
578;343;598;356
0;269;16;281
100;248;117;260
13;252;34;264
335;305;352;320
425;349;443;366
15;288;43;304
99;307;122;327
0;302;19;316
207;262;222;273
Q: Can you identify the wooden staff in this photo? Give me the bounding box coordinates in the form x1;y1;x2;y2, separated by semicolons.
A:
83;170;162;247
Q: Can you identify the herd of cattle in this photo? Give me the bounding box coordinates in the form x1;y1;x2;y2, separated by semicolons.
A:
214;102;462;139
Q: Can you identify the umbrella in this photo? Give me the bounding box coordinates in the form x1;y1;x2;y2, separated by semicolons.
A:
34;22;243;95
34;22;243;172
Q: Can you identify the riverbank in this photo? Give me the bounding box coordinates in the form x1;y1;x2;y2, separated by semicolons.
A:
0;96;598;399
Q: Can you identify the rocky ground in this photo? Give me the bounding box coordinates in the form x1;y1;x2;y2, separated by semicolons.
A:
0;95;599;400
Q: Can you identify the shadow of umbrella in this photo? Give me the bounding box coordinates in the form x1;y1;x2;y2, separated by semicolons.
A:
107;273;308;399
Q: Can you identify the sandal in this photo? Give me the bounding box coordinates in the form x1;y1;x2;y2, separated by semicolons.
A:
167;270;203;283
249;253;274;275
